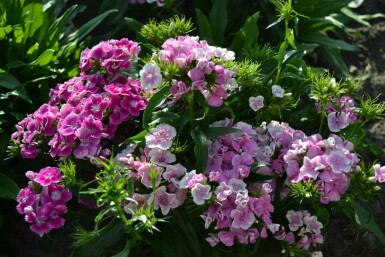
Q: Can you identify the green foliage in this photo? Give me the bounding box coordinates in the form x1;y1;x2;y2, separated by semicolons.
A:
140;15;194;46
290;180;321;204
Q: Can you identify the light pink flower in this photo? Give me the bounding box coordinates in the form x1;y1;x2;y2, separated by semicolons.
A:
231;208;255;230
191;183;212;205
326;150;352;173
249;96;264;112
153;186;179;215
140;63;162;91
327;112;349;132
303;215;323;234
286;210;303;231
300;156;324;179
272;85;284;97
145;124;176;150
148;148;176;165
373;164;385;183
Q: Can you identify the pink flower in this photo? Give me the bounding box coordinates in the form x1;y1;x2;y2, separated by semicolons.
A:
218;231;235;246
145;124;176;150
286;210;303;231
373;164;385;183
41;184;72;205
272;85;284;97
140;63;163;91
148;148;176;165
249;96;264;112
327;112;349;132
325;150;352;173
153;186;179;215
300;156;324;179
16;188;37;214
191;183;212;205
303;215;323;234
34;167;62;186
231;208;255;230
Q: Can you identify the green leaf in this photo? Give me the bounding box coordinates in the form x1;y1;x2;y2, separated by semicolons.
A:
30;49;54;66
209;0;227;44
195;8;212;41
341;7;370;27
230;11;260;55
142;86;170;131
76;220;124;257
202;127;240;139
300;32;360;51
64;9;118;44
47;5;83;48
192;130;208;173
293;0;351;18
150;111;181;126
352;201;385;246
111;240;131;257
0;173;19;200
121;130;147;145
0;69;21;90
22;2;43;44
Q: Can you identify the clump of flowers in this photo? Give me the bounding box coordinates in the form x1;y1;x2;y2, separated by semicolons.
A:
16;167;72;236
275;210;324;255
316;96;357;132
148;35;237;107
11;39;147;160
115;123;187;216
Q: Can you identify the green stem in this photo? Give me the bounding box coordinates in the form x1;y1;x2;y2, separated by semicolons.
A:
115;200;129;226
188;91;195;130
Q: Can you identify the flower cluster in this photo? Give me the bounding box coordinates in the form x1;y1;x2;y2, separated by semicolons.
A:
283;132;359;204
16;167;72;236
275;210;323;255
80;38;140;75
153;35;237;107
316;96;357;132
115;124;186;215
12;39;146;160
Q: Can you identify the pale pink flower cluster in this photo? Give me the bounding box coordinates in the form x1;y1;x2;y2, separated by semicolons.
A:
158;36;237;107
316;96;357;132
12;39;146;160
196;121;295;246
115;124;186;216
16;167;72;236
373;164;385;183
275;210;323;254
283;133;359;204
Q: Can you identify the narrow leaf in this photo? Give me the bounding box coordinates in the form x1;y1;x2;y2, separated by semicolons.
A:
64;9;118;44
142;86;170;131
30;49;55;66
192;130;208;173
0;69;21;90
352;201;385;246
111;240;130;257
195;9;212;41
209;0;227;44
0;173;20;200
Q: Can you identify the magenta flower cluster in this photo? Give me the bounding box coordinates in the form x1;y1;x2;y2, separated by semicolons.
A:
12;39;146;160
156;35;237;107
16;167;72;236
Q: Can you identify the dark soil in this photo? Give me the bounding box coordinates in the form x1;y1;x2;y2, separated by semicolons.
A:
324;0;385;256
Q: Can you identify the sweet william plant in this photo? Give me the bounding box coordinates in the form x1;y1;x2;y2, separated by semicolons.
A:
9;12;385;257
